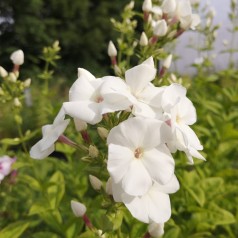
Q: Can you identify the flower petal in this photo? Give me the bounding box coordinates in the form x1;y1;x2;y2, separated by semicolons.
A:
143;145;175;185
30;142;54;159
178;97;196;125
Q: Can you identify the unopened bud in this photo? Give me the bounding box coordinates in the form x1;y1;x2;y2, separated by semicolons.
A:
97;127;109;140
108;41;117;57
89;175;102;190
89;145;99;158
106;177;113;195
10;49;24;65
142;0;152;12
9;72;17;82
23;78;31;88
153;20;168;36
14;98;22;107
140;32;149;46
71;200;87;217
0;66;8;77
53;40;59;48
161;0;176;14
74;118;87;132
148;223;164;237
163;54;172;69
125;1;135;10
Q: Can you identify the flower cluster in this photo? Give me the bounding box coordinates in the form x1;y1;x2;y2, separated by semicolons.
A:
30;56;205;234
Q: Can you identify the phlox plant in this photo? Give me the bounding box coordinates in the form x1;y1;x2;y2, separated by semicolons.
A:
0;0;237;238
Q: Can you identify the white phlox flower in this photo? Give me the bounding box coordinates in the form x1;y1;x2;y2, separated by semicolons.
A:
101;57;164;119
111;174;179;223
107;117;175;197
62;69;132;125
161;83;205;163
30;108;70;159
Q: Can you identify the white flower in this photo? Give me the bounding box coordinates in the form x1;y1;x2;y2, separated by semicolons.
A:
10;49;24;65
62;69;132;124
71;200;87;217
148;223;164;237
107;41;117;57
153;20;168;36
161;84;205;163
0;156;16;182
107;117;174;196
111;174;179;223
140;32;149;46
30;108;70;159
101;57;164;119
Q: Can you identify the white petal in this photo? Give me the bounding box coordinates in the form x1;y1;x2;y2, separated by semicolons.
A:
107;144;134;183
143;145;175;184
122;159;152;196
141;56;154;67
30;142;54;159
111;179;124;202
63;101;102;124
125;64;156;95
77;68;95;80
132;101;158;118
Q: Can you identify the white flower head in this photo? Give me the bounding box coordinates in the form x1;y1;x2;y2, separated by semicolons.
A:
30;108;70;159
10;49;24;65
107;117;175;196
71;200;87;217
0;156;16;182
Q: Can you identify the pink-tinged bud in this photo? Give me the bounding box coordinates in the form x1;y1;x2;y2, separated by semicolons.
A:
71;200;87;217
107;41;117;57
163;54;173;69
148;223;164;237
89;175;102;190
10;50;24;66
0;156;16;182
0;66;8;78
142;0;152;12
140;32;149;46
153;20;168;37
161;0;177;14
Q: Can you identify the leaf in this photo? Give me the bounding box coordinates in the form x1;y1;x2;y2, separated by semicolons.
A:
78;231;98;238
28;199;50;216
0;221;29;238
185;186;205;207
32;232;58;238
19;174;42;191
163;227;180;238
47;171;65;209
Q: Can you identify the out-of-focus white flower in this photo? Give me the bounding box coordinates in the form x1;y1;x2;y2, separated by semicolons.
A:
153;20;168;36
30;108;70;159
111;174;179;223
140;32;149;46
71;200;87;217
0;66;8;77
163;54;173;69
148;223;164;237
223;40;228;46
107;41;117;57
142;0;152;12
89;174;102;190
107;117;174;196
161;84;205;163
0;156;16;182
10;49;24;65
62;69;132;125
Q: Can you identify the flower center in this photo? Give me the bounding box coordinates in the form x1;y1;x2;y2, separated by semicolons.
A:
134;147;143;159
96;96;104;103
176;115;181;124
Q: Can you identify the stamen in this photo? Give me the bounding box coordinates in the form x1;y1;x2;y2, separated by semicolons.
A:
134;147;143;159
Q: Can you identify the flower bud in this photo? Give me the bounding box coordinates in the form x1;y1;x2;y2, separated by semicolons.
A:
106;177;113;195
142;0;152;12
107;41;117;57
10;49;24;65
89;175;102;190
89;145;99;158
148;223;164;237
161;0;177;14
163;54;172;69
97;127;109;140
0;66;8;77
9;72;17;82
140;32;149;46
125;1;134;10
74;118;87;132
23;78;31;88
14;98;22;107
71;200;87;217
153;20;168;36
113;65;122;76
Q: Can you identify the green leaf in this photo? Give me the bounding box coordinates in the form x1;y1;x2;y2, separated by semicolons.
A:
47;171;65;209
28;199;50;216
78;231;98;238
32;232;59;238
0;221;29;238
163;227;180;238
185;186;206;207
19;174;42;191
